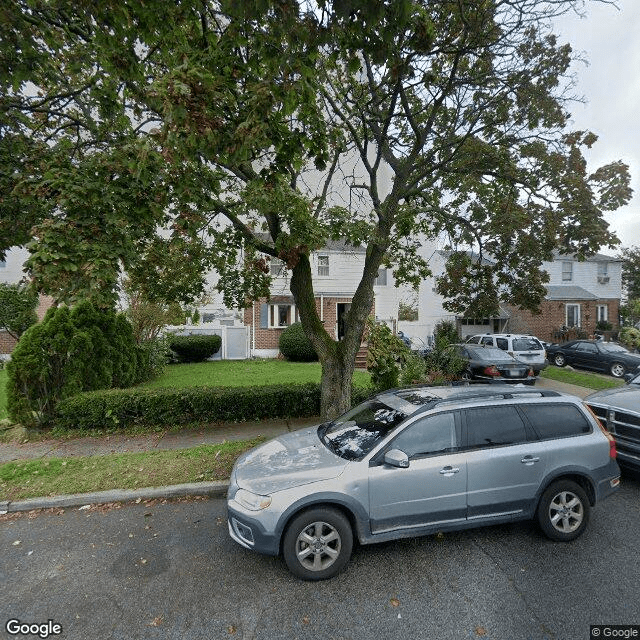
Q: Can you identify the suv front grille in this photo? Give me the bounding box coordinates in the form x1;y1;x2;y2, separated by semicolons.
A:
587;403;640;443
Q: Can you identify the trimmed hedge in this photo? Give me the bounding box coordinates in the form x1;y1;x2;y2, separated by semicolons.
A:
279;322;317;362
53;383;374;430
168;334;222;363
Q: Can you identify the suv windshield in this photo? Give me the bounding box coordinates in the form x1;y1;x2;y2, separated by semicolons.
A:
320;400;408;461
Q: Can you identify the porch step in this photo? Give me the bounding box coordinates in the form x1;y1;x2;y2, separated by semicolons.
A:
355;343;368;369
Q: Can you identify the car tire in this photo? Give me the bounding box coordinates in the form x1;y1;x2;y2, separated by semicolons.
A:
553;353;566;367
537;480;590;542
461;370;473;382
282;507;353;581
610;362;626;378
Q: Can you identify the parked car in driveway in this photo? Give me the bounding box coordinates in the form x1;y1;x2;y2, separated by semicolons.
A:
546;340;640;378
465;333;548;374
228;385;620;580
586;383;640;473
449;343;537;384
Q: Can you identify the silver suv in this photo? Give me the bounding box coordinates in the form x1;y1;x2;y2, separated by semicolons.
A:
466;333;548;374
227;386;620;580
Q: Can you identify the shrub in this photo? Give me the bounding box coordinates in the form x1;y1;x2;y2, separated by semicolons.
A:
168;334;222;362
279;322;317;362
53;383;373;430
620;326;640;351
6;301;144;426
366;319;410;392
434;319;459;344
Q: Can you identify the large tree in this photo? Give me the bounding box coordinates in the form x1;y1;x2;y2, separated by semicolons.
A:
1;0;632;418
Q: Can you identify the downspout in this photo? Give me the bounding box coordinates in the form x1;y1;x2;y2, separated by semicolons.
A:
320;294;324;323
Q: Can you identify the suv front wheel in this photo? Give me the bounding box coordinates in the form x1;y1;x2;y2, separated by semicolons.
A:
282;507;353;581
537;480;590;541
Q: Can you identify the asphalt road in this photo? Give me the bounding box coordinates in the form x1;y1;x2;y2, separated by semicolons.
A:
2;476;640;640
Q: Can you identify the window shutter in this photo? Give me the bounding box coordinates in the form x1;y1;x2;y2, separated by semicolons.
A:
260;304;268;329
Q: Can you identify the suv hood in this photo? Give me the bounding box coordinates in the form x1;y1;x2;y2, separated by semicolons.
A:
234;427;349;495
586;386;640;413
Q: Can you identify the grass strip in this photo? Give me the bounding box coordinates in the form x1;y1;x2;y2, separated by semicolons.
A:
0;437;263;502
540;366;624;390
0;368;7;421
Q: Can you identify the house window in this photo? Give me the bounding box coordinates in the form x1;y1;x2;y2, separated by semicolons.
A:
566;304;581;327
317;255;329;276
596;305;608;323
562;261;573;281
270;258;285;276
269;304;297;328
597;262;609;284
374;269;388;286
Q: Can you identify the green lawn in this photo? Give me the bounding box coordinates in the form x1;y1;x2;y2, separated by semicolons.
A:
540;366;625;391
0;368;7;420
139;359;372;389
0;437;263;501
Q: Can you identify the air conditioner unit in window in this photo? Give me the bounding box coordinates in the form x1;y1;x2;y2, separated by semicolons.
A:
597;276;610;284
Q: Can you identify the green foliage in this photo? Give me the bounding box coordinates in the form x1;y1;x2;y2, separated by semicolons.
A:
366;320;410;392
620;299;640;327
620;247;640;301
423;338;467;381
6;301;145;426
434;320;459;345
279;322;318;362
168;334;222;363
619;327;640;351
596;320;613;331
0;283;39;339
53;383;373;431
398;301;419;321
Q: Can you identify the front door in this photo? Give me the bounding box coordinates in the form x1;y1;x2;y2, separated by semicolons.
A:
337;303;351;341
368;412;467;533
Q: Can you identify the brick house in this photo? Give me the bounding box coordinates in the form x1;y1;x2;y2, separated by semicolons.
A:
243;240;398;360
504;253;621;343
0;247;56;356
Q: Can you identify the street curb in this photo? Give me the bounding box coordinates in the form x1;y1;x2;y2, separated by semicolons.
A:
1;480;230;513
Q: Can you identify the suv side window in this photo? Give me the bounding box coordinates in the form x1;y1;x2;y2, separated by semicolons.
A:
520;404;592;439
495;338;509;350
391;412;458;458
464;406;529;448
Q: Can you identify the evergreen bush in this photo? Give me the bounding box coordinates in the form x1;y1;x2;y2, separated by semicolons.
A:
278;322;317;362
6;301;144;426
168;334;222;362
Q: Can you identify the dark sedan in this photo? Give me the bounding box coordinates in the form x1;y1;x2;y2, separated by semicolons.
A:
449;344;536;384
547;340;640;378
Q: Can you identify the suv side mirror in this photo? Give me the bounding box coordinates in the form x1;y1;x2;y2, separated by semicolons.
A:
384;449;409;468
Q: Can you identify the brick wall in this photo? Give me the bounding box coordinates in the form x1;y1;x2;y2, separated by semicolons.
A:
244;296;355;350
507;298;620;342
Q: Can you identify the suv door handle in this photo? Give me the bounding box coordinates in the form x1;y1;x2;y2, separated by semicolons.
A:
521;456;540;465
439;466;460;475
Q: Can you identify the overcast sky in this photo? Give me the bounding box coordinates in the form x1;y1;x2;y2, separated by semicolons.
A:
554;0;640;252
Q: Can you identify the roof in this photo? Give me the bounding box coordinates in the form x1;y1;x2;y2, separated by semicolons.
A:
545;286;598;301
553;251;620;263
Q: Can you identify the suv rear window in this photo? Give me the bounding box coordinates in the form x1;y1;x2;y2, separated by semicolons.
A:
520;404;591;439
512;337;543;351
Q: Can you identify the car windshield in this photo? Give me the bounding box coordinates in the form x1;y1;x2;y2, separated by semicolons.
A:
513;338;543;351
320;399;409;461
599;343;629;353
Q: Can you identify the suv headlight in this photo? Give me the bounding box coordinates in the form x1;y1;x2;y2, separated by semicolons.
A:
234;488;272;511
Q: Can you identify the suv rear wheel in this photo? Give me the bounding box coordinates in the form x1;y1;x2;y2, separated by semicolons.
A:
537;480;590;541
282;507;353;581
